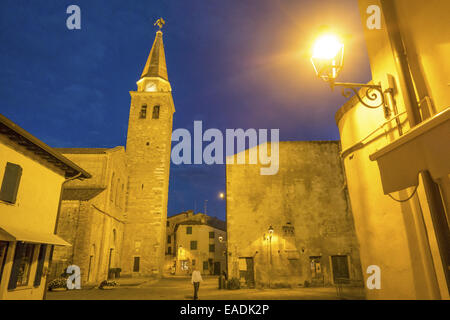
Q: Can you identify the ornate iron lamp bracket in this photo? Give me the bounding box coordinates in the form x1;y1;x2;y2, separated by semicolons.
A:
332;82;385;109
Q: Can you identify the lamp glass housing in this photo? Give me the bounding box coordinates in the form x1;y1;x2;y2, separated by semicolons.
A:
311;34;344;82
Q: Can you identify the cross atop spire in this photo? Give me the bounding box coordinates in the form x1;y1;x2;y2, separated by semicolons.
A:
140;18;168;81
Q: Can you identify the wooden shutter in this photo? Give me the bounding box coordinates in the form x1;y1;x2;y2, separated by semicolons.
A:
8;242;25;290
0;162;22;204
33;245;47;287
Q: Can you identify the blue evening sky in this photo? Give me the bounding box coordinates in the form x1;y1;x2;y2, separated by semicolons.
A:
0;0;371;220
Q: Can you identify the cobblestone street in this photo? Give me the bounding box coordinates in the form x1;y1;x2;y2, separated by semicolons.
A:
46;276;365;300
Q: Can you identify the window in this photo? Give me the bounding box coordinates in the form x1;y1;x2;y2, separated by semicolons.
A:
8;243;35;290
34;245;47;287
0;162;22;204
209;244;215;253
167;221;170;227
209;231;215;239
133;257;140;272
190;241;197;250
203;261;209;270
140;105;147;119
152;105;160;119
186;226;192;234
167;235;171;244
192;259;196;266
110;172;115;202
115;178;121;206
167;247;172;255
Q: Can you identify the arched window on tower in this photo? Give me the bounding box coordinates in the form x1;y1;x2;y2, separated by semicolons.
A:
152;105;160;119
140;105;147;119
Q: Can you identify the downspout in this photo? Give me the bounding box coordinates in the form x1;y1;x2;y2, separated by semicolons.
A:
380;0;421;127
43;172;83;300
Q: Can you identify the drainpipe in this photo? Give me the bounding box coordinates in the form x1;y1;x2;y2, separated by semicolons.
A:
43;172;83;300
380;0;421;127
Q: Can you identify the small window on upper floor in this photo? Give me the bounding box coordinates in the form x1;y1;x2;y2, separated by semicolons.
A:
186;226;192;235
140;105;147;119
152;105;160;119
0;162;22;204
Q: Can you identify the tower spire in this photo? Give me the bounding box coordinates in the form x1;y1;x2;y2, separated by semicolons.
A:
140;18;168;81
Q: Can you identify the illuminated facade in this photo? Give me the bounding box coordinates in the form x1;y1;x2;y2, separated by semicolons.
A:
334;0;450;299
226;142;363;288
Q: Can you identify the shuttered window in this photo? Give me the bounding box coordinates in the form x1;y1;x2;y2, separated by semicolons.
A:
190;241;197;250
209;244;215;252
0;162;22;204
209;232;215;239
33;245;47;287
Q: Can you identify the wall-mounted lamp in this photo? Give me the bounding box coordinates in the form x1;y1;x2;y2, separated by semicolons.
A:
311;32;390;114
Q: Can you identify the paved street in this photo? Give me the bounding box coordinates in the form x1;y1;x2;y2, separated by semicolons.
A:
46;276;365;300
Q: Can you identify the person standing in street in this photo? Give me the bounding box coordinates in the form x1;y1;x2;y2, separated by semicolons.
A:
191;267;203;300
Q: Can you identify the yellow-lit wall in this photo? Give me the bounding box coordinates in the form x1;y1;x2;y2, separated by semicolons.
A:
226;142;363;288
334;0;450;299
0;135;65;300
52;147;126;285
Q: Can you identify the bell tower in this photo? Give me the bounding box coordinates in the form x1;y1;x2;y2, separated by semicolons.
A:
122;20;175;277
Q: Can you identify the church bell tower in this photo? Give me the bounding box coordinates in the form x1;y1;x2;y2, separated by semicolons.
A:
122;19;175;276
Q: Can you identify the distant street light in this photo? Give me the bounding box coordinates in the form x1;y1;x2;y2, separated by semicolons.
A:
219;192;225;199
268;226;274;265
311;31;389;112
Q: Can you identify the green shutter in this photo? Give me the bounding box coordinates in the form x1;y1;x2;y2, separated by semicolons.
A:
8;242;25;290
0;162;22;204
33;245;47;287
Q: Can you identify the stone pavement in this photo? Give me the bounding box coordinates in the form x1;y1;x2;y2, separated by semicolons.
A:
46;276;365;300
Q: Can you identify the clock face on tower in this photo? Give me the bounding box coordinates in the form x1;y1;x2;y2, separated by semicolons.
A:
145;82;157;92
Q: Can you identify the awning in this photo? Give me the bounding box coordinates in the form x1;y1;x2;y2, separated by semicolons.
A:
0;225;72;246
369;107;450;194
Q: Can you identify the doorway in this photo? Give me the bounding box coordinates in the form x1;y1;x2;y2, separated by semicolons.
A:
331;255;350;283
214;261;221;275
238;257;255;288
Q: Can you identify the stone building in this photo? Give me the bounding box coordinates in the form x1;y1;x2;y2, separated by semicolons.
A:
333;0;450;299
164;211;227;276
51;147;127;284
0;114;90;299
50;28;175;281
226;141;363;288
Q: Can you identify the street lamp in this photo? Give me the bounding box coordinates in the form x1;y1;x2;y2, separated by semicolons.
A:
219;192;225;199
268;226;273;265
311;32;389;112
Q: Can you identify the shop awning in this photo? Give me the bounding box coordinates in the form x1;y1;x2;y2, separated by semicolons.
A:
369;107;450;194
0;225;71;246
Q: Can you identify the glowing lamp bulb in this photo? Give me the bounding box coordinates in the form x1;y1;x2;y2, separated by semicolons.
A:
312;34;343;60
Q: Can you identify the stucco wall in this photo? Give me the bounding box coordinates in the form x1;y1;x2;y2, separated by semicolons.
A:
0;135;65;299
331;0;450;299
